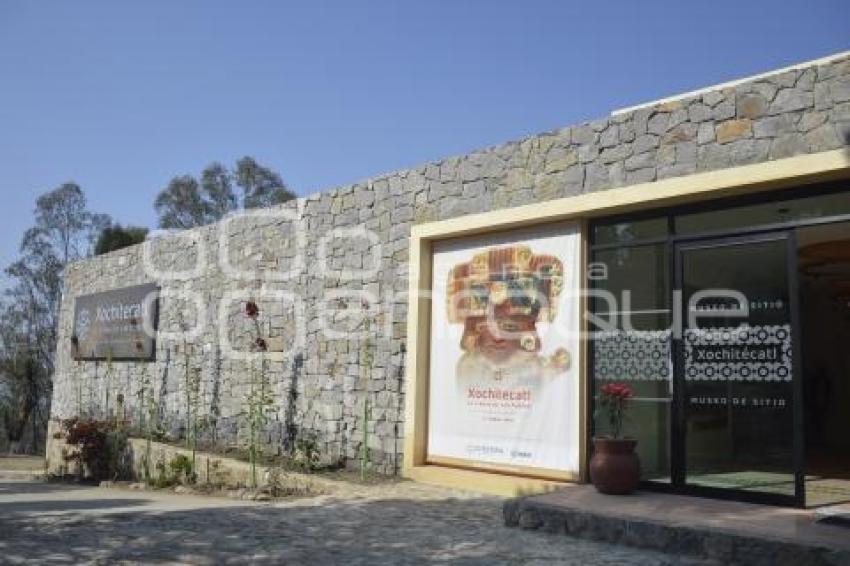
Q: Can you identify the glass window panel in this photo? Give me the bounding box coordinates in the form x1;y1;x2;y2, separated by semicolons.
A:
676;189;850;236
590;242;673;483
593;376;672;482
593;217;668;246
588;312;670;333
591;244;670;318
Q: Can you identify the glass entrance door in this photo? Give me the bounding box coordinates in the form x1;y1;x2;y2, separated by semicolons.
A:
675;232;803;506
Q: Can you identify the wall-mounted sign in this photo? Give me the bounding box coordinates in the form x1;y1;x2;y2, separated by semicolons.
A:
427;223;582;477
71;283;159;361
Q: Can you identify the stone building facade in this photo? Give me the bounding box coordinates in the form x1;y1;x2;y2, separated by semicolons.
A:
49;53;850;474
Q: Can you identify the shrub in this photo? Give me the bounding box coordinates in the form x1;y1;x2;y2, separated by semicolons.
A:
152;457;176;488
61;418;128;481
293;435;320;472
168;453;196;485
94;224;148;255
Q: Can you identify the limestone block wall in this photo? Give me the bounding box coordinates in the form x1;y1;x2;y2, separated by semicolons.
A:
49;53;850;474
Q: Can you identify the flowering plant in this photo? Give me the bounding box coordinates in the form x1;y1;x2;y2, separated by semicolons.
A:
243;299;273;489
597;382;633;439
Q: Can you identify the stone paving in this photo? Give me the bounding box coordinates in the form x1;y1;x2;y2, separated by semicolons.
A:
0;479;717;565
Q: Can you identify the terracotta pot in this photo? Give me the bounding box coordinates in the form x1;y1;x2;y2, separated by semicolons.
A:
589;437;640;495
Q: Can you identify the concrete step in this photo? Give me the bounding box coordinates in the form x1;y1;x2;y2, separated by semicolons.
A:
504;487;850;566
0;456;47;481
0;470;46;480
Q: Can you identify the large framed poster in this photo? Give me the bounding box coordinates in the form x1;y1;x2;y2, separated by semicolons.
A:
71;283;159;361
427;223;582;477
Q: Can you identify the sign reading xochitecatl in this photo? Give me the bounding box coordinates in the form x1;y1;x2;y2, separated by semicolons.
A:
71;283;159;360
427;223;582;479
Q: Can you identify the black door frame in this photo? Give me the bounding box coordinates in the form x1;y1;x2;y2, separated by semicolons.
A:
668;230;804;508
585;181;850;508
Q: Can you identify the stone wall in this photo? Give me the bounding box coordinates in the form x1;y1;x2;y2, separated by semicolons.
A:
49;53;850;474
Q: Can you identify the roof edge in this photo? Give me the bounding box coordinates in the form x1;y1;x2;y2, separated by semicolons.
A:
612;50;850;116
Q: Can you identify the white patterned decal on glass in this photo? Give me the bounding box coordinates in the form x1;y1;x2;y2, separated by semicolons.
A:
593;329;672;381
684;324;792;382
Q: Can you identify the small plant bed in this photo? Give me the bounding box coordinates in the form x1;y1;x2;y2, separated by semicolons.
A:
91;449;324;502
99;478;317;502
182;443;403;489
95;436;402;502
142;437;401;487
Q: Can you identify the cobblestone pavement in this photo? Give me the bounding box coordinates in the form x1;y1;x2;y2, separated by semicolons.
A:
0;480;715;565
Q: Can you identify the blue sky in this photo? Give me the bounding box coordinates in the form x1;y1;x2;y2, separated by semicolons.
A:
0;1;847;274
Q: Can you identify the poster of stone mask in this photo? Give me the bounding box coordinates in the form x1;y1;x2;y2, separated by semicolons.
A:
71;283;159;360
427;223;581;476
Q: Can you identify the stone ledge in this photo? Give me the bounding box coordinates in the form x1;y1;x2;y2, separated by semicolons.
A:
504;491;850;566
0;470;45;481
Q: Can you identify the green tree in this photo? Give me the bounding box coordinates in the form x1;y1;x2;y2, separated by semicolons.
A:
201;162;237;220
154;175;208;230
153;157;294;229
0;303;51;453
32;183;110;264
94;224;149;255
1;182;108;453
234;156;296;209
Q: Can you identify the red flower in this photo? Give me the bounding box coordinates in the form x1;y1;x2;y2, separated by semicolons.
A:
245;300;259;318
601;382;633;400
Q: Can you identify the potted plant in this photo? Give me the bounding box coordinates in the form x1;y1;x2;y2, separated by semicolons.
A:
590;382;640;494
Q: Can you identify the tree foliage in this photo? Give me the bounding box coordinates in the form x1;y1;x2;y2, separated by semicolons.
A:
154;175;208;230
235;156;296;209
32;183;110;264
201;162;236;221
154;157;295;229
94;224;149;255
1;183;109;453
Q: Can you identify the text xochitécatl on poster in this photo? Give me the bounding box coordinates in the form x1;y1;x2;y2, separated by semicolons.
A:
427;223;581;475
